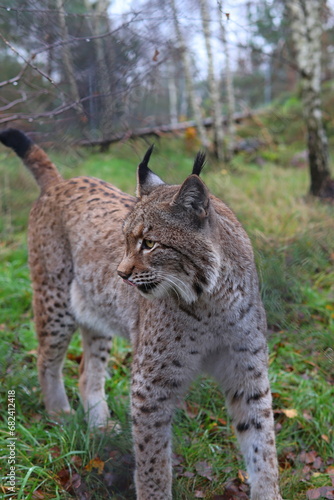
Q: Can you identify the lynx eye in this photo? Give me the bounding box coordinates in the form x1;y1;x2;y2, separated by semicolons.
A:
142;239;155;250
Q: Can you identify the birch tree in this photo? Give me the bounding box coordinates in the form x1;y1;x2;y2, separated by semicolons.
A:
55;0;85;119
218;1;236;161
168;60;178;126
286;0;333;197
85;0;114;142
170;0;210;149
199;0;224;160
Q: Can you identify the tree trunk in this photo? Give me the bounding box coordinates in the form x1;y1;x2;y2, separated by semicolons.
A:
170;0;210;149
286;0;333;197
199;0;224;160
168;60;178;127
218;2;236;161
55;0;85;119
85;0;114;144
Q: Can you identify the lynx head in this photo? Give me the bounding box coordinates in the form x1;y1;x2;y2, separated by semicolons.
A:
117;148;221;304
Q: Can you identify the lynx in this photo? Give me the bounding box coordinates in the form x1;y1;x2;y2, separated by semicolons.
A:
0;128;282;500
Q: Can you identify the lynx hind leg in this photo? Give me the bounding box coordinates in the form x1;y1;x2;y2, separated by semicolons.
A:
79;327;112;429
208;343;282;500
33;283;76;416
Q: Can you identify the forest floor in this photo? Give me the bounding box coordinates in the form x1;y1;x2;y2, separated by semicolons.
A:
0;96;334;499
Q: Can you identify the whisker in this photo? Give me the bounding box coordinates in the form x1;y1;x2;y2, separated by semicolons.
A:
155;271;193;304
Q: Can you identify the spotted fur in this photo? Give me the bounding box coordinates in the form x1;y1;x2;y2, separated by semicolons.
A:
0;129;282;500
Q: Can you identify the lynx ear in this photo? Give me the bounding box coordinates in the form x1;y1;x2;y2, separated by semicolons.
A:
136;145;165;197
171;175;210;220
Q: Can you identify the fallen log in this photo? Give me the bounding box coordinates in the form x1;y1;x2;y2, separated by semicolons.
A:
77;111;255;148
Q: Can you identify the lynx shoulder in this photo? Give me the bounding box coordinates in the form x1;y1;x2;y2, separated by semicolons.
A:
0;129;282;500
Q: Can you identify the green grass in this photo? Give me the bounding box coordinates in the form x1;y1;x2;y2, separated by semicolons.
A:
0;126;333;499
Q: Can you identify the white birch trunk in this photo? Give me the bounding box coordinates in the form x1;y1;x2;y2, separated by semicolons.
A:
168;61;178;126
286;0;332;196
199;0;224;160
170;0;210;148
55;0;85;118
218;1;236;161
85;0;114;143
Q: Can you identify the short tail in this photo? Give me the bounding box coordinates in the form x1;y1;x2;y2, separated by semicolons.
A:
0;129;63;192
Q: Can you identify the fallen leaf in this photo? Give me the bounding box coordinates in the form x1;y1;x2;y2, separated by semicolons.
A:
50;446;61;458
195;491;206;498
220;478;249;499
85;457;105;474
306;486;334;499
275;422;282;433
31;413;42;423
327;466;334;487
281;408;297;418
185;401;200;419
71;473;82;489
299;450;318;464
313;456;323;470
237;469;248;483
195;461;214;481
67;352;82;364
322;434;330;443
57;468;70;488
209;415;228;426
302;465;312;478
70;455;83;468
180;471;195;478
172;454;184;466
32;491;46;499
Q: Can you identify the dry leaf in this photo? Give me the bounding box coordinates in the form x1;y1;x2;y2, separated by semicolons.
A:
32;491;46;499
281;408;297;418
237;469;248;482
326;466;334;487
195;461;214;481
322;434;330;443
67;352;82;363
306;486;334;499
221;478;249;499
185;401;200;419
195;491;206;498
57;468;71;488
299;450;318;464
181;471;195;478
85;457;105;474
50;446;61;458
71;454;83;468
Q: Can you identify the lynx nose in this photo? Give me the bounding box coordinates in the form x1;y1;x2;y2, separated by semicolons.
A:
117;270;131;280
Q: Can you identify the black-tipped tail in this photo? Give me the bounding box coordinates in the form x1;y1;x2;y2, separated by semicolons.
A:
0;128;33;159
192;151;206;176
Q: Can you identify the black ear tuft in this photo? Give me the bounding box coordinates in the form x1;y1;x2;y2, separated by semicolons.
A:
138;144;155;186
0;128;33;158
137;145;165;197
192;151;206;176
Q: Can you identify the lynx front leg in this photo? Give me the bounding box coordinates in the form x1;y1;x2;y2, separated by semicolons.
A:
79;327;112;428
209;343;282;500
130;349;191;500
